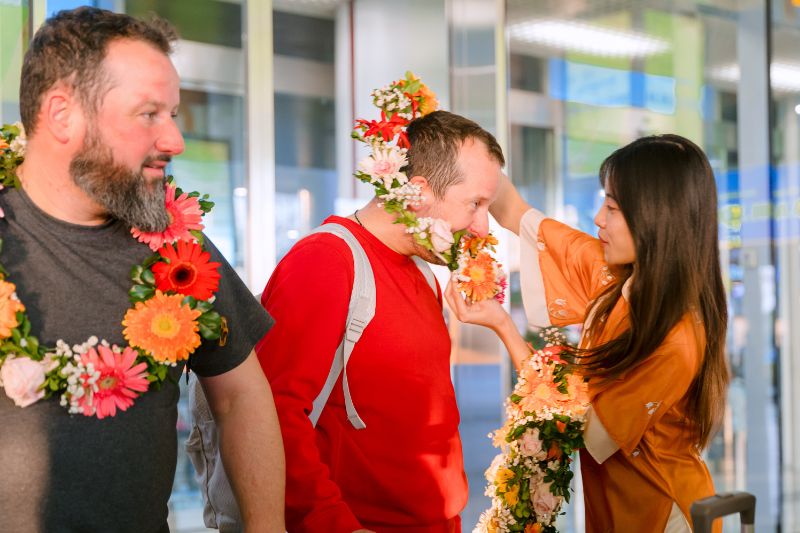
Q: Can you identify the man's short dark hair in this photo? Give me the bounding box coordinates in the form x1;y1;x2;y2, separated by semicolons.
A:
405;110;505;199
19;6;178;134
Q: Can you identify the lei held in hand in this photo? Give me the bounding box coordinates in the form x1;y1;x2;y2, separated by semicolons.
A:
475;328;589;533
0;122;227;419
353;72;506;303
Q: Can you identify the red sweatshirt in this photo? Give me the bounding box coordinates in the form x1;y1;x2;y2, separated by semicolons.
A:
256;216;467;533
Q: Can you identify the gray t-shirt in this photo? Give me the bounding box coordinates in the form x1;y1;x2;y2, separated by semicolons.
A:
0;187;272;532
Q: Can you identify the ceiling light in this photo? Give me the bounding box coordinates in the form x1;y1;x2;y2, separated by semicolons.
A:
710;62;800;93
509;19;671;58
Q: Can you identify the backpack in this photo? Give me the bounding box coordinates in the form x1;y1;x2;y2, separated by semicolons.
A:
185;222;437;530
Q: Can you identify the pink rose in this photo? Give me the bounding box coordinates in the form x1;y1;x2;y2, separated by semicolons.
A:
519;428;546;459
532;482;561;519
429;219;454;253
372;159;399;176
1;356;47;407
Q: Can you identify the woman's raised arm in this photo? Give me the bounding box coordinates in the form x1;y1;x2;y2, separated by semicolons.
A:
489;173;532;235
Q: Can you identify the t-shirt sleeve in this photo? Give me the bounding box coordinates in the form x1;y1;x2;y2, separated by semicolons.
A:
590;322;701;456
255;235;363;532
519;208;614;328
188;237;273;377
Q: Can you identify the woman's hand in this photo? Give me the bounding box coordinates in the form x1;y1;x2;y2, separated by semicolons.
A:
445;278;531;371
444;279;510;332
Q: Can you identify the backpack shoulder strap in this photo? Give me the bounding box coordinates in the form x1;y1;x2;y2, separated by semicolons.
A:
306;223;375;430
411;255;438;296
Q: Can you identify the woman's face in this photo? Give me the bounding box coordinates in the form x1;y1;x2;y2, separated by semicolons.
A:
594;185;636;265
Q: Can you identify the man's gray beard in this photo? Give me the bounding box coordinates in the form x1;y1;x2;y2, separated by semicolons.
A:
69;133;170;232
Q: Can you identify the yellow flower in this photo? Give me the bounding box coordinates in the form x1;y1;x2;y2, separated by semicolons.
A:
503;483;520;506
122;291;201;363
0;280;25;339
494;467;515;492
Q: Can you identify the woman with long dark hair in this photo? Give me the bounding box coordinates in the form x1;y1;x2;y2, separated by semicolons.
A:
447;134;729;532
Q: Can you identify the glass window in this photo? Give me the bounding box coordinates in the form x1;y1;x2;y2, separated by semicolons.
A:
771;2;800;530
272;4;337;261
0;0;30;125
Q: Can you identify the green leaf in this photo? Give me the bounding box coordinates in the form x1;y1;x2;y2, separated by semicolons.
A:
197;311;222;340
141;253;161;269
26;336;39;355
140;268;155;286
195;300;213;313
129;284;155;303
190;230;205;245
182;295;197;308
130;264;145;284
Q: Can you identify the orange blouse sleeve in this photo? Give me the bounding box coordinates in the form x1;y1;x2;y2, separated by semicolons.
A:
590;318;702;455
519;208;614;328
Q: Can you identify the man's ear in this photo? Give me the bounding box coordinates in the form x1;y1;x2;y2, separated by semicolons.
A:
39;83;83;145
408;175;432;212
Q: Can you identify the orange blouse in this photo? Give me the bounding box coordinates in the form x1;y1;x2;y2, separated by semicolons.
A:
520;210;717;533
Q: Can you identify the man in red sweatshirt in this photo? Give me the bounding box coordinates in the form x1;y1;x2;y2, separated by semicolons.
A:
257;110;504;533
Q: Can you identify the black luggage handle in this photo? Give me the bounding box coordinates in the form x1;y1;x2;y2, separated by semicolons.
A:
690;491;756;533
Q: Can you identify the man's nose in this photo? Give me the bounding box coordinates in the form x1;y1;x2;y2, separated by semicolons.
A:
469;212;490;237
156;119;185;156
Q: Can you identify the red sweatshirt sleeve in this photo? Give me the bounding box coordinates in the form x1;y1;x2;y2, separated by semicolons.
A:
255;236;363;533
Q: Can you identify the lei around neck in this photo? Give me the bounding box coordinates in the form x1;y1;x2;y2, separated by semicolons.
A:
0;122;226;418
352;72;507;303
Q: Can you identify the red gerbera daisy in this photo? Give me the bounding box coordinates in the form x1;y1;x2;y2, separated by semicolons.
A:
152;240;222;301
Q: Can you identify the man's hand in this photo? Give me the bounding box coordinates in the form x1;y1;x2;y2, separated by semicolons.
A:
200;351;286;532
353;530;376;533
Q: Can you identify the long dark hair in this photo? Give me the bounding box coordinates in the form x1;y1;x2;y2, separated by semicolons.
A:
574;134;729;449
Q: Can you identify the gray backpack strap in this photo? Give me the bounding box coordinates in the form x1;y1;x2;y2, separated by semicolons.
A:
307;223;375;430
411;255;438;295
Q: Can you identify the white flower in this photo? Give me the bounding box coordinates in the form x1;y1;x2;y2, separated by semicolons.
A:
484;453;505;482
9;121;26;156
518;427;547;460
531;481;561;521
428;218;454;253
1;356;48;407
357;146;408;189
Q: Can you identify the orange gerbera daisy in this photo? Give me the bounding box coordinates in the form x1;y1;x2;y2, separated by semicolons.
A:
0;138;9;151
122;291;201;363
458;251;498;303
0;280;25;339
460;234;499;256
416;83;439;116
152;240;221;301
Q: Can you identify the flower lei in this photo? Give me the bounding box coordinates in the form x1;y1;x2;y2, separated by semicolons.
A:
475;328;589;533
353;72;506;303
0;122;226;419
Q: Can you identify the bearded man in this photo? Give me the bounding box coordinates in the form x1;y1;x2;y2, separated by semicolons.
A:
0;7;284;532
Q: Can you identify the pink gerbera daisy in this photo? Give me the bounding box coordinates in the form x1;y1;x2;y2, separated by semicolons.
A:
77;345;150;419
131;183;204;251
